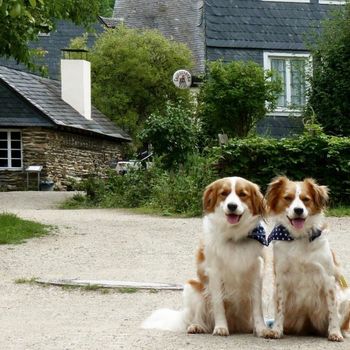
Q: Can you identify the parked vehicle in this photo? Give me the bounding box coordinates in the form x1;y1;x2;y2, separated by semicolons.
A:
116;152;153;175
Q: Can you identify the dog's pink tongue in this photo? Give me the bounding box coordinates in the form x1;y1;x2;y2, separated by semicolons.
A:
291;218;305;229
227;214;240;224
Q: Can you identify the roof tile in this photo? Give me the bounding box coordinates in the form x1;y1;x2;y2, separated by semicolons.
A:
205;0;337;51
0;66;131;141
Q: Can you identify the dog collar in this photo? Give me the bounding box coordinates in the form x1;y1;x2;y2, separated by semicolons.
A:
268;224;322;244
248;224;268;246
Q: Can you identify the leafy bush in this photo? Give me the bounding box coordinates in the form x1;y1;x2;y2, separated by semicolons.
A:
103;167;156;208
214;131;350;204
148;154;217;216
69;130;350;214
139;103;202;168
198;60;281;138
71;25;194;140
75;154;216;216
308;3;350;136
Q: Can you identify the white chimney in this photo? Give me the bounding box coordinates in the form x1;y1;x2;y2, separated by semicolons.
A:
61;58;91;120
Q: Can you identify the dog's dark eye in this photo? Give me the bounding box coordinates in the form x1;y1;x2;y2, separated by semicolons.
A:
238;191;247;198
284;195;293;201
302;197;311;203
221;191;230;197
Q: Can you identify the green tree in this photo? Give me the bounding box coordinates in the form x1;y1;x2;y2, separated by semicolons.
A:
84;26;193;139
139;103;201;168
0;0;111;68
198;60;281;138
308;2;350;136
99;0;115;16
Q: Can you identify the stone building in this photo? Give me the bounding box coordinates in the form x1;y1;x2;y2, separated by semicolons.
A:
0;60;130;191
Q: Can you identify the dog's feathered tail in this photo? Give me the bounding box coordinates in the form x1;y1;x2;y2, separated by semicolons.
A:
339;288;350;332
142;308;188;332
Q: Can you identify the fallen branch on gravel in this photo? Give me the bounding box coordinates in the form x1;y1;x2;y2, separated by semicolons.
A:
35;279;184;291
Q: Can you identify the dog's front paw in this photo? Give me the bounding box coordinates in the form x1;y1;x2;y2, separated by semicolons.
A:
263;328;283;339
213;326;229;336
256;327;280;339
187;324;206;334
328;332;344;342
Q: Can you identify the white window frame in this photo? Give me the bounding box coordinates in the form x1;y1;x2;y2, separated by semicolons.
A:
0;130;23;170
264;52;312;116
262;0;310;3
319;1;346;5
38;32;51;37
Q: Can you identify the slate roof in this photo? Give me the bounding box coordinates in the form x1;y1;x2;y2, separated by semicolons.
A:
103;0;205;74
0;81;55;127
0;66;131;142
0;20;103;80
205;0;338;52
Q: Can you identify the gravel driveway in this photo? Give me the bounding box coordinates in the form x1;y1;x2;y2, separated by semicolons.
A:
0;191;350;350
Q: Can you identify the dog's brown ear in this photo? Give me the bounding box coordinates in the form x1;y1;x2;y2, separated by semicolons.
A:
304;178;329;211
249;183;266;217
203;180;220;213
265;176;289;213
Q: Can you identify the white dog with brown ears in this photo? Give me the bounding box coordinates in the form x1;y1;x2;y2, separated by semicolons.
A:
265;176;350;341
143;177;274;337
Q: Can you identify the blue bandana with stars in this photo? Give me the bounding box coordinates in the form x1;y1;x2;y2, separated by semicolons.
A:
248;225;268;246
268;225;322;244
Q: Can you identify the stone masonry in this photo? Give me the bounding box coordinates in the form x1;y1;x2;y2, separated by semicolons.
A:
0;127;123;191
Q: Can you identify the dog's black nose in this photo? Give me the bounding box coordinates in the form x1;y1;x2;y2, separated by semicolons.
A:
294;207;304;216
227;203;238;212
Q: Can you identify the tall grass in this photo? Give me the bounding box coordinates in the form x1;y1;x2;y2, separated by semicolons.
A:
63;154;217;216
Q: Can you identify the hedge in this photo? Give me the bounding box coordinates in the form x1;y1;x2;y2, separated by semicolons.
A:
213;133;350;205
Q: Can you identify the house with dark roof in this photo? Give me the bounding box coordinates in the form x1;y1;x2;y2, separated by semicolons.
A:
0;20;104;80
0;0;345;139
0;58;130;191
110;0;345;136
204;0;345;136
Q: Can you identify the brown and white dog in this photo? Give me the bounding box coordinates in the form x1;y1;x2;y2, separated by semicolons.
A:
143;177;273;337
265;176;350;341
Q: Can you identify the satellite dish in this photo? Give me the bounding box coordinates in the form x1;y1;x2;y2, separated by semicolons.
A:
173;70;192;89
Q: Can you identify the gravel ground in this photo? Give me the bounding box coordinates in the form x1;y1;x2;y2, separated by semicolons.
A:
0;191;350;350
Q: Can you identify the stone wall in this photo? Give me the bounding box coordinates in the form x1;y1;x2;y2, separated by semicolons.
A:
0;127;124;191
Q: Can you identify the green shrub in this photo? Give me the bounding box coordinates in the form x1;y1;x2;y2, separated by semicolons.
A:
103;167;156;208
71;25;194;140
148;154;217;216
82;176;106;203
75;154;216;216
139;103;202;168
308;3;350;136
72;131;350;213
214;131;350;204
198;60;281;138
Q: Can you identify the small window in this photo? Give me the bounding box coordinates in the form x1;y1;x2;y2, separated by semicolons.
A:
319;1;345;4
38;32;51;37
0;131;22;169
264;52;311;114
262;0;310;3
